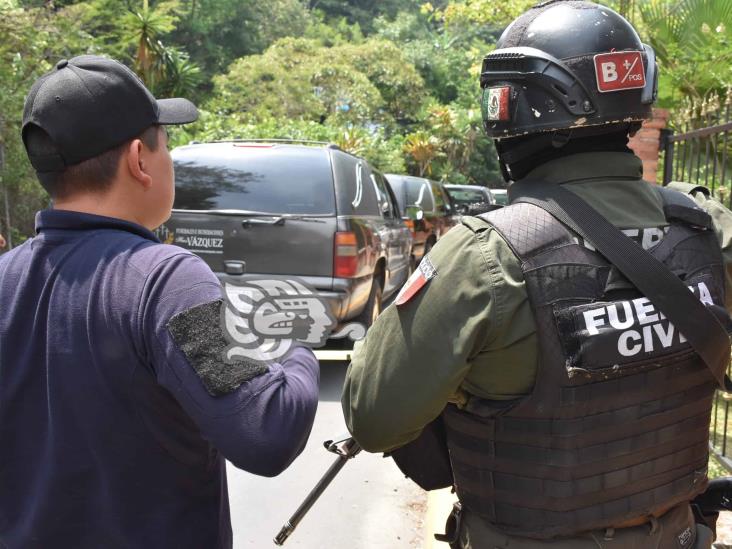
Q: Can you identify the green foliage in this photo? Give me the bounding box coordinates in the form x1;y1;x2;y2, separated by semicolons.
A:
208;37;425;128
308;0;424;33
639;0;732;108
402;102;498;183
169;0;310;85
437;0;536;29
172;113;407;173
375;10;492;106
0;0;97;243
7;0;725;241
303;14;365;47
121;0;205;96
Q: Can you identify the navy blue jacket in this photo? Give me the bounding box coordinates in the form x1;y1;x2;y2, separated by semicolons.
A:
0;210;319;548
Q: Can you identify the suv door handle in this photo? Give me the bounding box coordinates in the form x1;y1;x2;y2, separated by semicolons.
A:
224;261;246;275
242;217;285;227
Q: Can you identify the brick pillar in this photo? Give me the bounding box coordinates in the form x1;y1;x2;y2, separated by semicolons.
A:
628;108;670;184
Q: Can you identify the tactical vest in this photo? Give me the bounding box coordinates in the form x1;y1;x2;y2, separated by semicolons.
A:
443;186;726;539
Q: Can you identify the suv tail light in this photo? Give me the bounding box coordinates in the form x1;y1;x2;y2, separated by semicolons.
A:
334;232;358;278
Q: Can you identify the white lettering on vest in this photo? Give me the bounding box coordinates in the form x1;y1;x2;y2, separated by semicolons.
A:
642;325;655;352
633;297;659;325
653;322;675;348
584;308;607;336
608;300;634;330
698;281;714;306
582;282;716;358
618;330;642;356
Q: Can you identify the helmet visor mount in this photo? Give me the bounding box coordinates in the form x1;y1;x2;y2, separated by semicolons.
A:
481;47;596;117
480;45;657;139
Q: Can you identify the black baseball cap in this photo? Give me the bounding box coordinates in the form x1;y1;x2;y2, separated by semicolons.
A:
22;55;198;172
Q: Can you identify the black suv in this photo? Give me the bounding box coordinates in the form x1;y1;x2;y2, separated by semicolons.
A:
385;174;458;267
160;141;412;334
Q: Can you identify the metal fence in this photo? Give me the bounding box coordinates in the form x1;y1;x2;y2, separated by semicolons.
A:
662;98;732;204
662;97;732;471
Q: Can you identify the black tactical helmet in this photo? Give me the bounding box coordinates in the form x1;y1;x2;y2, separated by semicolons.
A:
480;0;658;139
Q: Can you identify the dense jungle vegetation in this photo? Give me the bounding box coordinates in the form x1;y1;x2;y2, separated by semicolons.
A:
1;0;731;242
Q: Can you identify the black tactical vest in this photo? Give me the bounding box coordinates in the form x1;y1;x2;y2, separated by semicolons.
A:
443;186;726;539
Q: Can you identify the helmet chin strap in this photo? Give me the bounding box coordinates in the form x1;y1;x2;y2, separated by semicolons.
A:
495;122;640;182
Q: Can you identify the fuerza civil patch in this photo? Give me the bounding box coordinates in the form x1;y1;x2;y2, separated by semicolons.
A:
554;280;717;375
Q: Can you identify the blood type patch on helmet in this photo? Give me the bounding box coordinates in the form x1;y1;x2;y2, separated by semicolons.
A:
482;86;511;121
594;51;646;93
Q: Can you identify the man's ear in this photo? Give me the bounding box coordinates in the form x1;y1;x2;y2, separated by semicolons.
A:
126;138;153;189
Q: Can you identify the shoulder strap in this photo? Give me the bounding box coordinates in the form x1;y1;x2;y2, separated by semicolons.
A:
509;180;731;390
656;185;713;229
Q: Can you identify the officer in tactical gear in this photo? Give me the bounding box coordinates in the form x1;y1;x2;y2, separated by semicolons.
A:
342;1;732;548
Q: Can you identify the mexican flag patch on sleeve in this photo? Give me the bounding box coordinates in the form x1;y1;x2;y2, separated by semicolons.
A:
396;256;437;307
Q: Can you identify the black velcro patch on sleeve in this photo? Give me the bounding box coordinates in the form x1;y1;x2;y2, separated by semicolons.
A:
167;299;269;396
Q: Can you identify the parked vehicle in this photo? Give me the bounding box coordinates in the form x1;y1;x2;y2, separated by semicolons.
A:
385;174;459;267
160;140;412;334
445;184;496;215
490;188;509;206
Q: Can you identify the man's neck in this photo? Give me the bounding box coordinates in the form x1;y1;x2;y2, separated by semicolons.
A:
53;195;149;229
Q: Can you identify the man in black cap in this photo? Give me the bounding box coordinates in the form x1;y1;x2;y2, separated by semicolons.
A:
0;55;320;548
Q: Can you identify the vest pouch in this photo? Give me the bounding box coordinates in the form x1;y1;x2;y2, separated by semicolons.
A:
389;416;453;491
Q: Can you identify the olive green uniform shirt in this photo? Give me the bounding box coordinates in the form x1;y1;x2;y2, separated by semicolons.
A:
342;152;732;454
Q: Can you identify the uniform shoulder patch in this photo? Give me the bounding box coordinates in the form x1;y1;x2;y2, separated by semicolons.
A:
395;256;437;307
167;299;269;396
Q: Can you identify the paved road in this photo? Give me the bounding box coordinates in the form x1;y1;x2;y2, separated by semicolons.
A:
227;361;427;549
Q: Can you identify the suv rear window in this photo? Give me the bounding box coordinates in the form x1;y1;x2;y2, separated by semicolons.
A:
172;145;336;215
448;188;487;205
386;175;435;213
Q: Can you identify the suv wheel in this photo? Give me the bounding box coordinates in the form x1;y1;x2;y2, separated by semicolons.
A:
357;276;383;328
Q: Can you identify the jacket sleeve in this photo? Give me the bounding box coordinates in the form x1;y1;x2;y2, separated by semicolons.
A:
140;252;320;477
341;222;498;453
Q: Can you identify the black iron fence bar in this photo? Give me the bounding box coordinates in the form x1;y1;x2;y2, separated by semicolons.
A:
667;121;732;142
678;129;688;181
722;109;729;198
661;128;675;185
712;128;719;191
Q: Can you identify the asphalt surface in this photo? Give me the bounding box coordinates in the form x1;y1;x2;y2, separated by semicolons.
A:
227;361;427;549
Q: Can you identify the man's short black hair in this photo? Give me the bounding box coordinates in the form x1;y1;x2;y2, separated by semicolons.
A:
25;125;160;200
